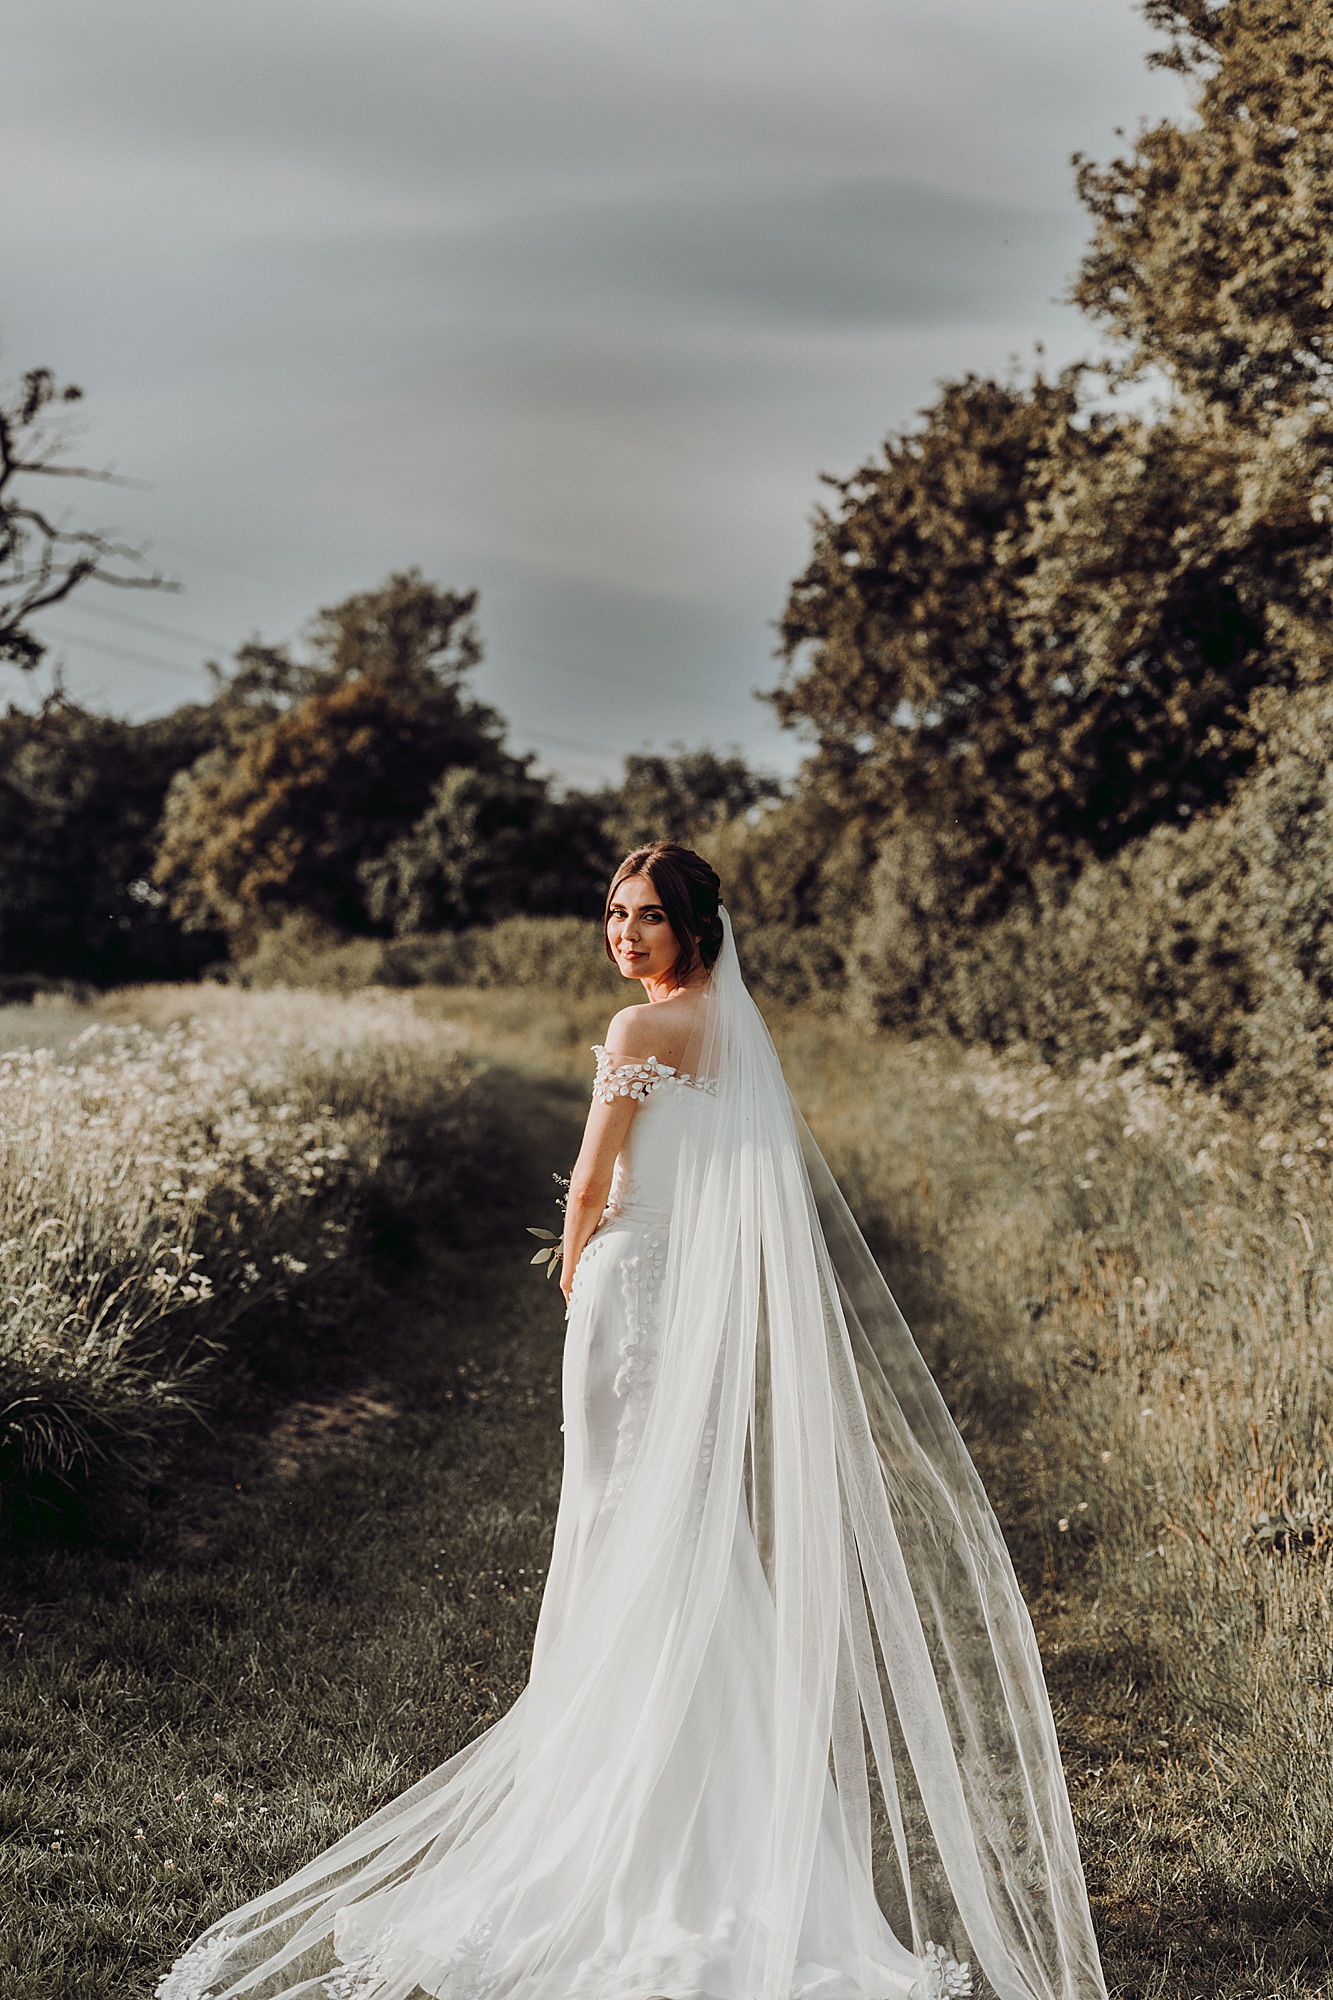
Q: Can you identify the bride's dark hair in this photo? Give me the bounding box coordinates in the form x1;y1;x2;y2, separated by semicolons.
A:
605;842;724;985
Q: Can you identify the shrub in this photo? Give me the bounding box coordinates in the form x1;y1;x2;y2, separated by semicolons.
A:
360;768;609;933
234;914;624;1003
847;681;1333;1124
230;913;391;995
380;918;623;998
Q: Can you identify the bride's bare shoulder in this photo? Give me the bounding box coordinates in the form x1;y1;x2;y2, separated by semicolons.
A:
600;993;702;1068
600;1002;665;1061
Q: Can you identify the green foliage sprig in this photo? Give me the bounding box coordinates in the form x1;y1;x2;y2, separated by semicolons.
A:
527;1173;569;1281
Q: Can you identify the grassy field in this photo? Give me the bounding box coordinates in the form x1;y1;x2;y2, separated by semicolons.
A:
3;984;1333;1997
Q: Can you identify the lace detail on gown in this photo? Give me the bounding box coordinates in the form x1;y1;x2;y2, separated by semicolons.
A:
597;1220;669;1519
155;1933;234;2000
590;1044;716;1104
914;1942;973;1998
324;1918;495;2000
324;1924;398;1999
437;1916;496;1998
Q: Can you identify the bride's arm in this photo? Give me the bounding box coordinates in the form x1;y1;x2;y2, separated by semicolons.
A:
561;1008;671;1302
560;1092;635;1302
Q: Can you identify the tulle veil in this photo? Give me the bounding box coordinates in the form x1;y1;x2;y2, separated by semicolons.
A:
159;912;1106;2000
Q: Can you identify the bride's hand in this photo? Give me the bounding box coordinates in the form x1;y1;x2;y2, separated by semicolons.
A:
559;1256;575;1305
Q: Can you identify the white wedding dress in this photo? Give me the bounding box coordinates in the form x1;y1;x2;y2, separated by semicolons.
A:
531;1048;924;2000
159;917;1107;2000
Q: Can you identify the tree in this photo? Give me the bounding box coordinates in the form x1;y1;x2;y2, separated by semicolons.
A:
1046;0;1333;769
360;766;610;933
152;572;524;946
1071;0;1333;427
0;367;169;670
602;744;782;855
775;376;1120;903
774;0;1333;909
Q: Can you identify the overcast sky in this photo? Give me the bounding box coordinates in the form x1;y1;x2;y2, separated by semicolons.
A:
2;0;1183;788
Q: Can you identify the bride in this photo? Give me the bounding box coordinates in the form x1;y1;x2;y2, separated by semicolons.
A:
159;843;1107;2000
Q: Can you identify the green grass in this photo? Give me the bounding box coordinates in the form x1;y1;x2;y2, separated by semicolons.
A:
5;986;1333;1998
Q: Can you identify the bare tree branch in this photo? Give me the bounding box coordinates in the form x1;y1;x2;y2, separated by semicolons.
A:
0;366;175;671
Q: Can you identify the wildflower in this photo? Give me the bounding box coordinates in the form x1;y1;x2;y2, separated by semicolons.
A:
1057;1518;1070;1533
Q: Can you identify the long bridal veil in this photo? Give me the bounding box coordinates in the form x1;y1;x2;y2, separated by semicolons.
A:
160;912;1105;2000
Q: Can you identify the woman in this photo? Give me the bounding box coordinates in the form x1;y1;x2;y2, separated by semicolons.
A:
159;844;1107;2000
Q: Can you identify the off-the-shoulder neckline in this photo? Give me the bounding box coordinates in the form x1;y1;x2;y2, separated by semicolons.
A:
590;1044;715;1099
591;1043;677;1074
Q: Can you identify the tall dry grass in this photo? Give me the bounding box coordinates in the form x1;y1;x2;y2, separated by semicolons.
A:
0;988;477;1531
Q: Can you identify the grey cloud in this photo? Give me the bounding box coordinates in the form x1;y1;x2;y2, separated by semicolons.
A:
2;0;1184;781
443;174;1080;333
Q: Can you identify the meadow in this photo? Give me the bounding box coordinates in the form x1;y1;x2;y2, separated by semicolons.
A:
3;982;1332;1998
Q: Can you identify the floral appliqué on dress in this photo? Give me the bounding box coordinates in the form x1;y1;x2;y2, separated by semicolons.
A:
915;1940;973;1998
597;1220;669;1520
590;1045;716;1104
155;1932;234;2000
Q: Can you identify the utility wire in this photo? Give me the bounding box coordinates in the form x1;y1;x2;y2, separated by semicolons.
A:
54;591;716;711
36;625;208;684
52;541;754;727
49;597;233;655
34;624;626;767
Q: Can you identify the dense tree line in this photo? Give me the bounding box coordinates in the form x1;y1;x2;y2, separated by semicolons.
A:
0;337;774;983
0;564;772;984
0;699;224;985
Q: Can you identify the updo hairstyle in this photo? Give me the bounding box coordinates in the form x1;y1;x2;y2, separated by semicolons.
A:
604;842;723;986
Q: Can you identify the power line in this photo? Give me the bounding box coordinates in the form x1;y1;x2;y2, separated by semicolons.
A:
147;534;296;592
50;547;754;723
519;726;624;768
36;625;207;684
50;597;232;655
34;626;628;765
54;590;729;715
493;635;691;700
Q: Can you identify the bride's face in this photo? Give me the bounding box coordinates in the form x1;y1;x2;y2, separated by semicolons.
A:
606;873;682;984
